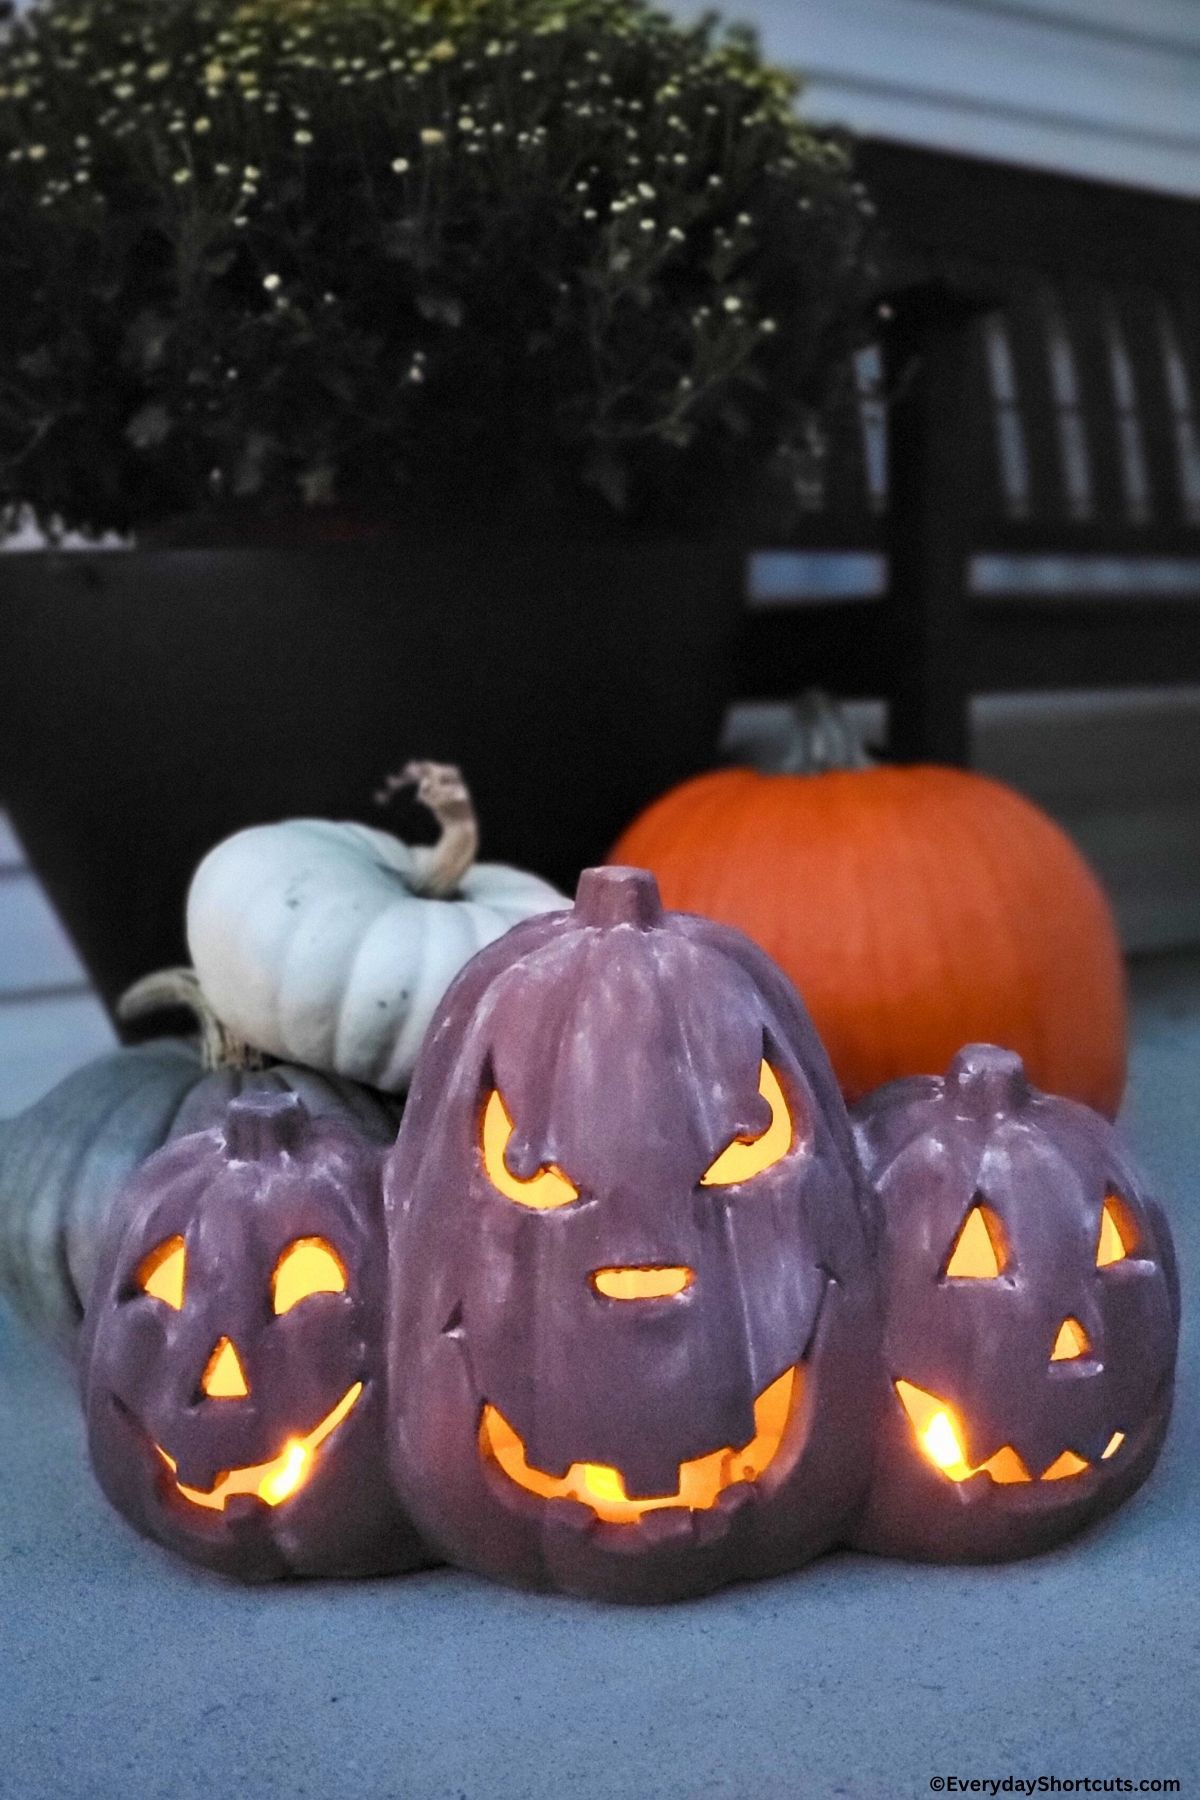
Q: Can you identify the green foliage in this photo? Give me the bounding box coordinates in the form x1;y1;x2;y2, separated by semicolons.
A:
0;0;876;537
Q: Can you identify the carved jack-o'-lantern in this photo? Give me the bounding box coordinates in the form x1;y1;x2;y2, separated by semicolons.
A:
81;1093;426;1581
385;866;880;1603
850;1046;1179;1563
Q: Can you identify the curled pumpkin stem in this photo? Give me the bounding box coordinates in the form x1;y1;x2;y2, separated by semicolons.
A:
116;968;266;1075
374;760;479;899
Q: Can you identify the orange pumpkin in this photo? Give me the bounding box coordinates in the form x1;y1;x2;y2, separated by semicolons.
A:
610;715;1127;1118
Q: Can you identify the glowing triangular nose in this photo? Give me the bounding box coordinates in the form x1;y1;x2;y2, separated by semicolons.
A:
1050;1317;1091;1362
201;1336;250;1399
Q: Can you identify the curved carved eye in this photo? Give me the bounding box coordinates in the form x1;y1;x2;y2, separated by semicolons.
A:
942;1204;1008;1280
701;1062;793;1188
482;1091;579;1210
136;1237;186;1310
1097;1194;1137;1267
272;1238;348;1314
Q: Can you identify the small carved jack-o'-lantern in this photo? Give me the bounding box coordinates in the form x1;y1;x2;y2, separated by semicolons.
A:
850;1045;1179;1563
80;1093;426;1581
385;866;880;1603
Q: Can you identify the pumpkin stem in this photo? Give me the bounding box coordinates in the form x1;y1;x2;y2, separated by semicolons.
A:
948;1044;1031;1118
116;968;267;1074
224;1091;309;1161
374;760;479;899
780;691;875;775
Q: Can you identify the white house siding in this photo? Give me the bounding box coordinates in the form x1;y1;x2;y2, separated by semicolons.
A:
690;0;1200;196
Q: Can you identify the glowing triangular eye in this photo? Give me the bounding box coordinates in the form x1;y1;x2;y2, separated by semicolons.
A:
272;1238;348;1314
137;1237;186;1309
1050;1317;1091;1361
1097;1197;1134;1267
701;1062;793;1188
481;1091;579;1210
943;1205;1006;1279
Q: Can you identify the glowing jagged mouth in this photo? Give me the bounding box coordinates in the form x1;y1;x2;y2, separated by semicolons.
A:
895;1380;1125;1486
480;1366;799;1525
155;1383;363;1512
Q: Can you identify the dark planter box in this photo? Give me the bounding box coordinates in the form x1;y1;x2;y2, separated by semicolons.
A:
0;539;745;1015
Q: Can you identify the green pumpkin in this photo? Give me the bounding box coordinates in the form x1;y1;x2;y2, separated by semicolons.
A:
0;971;399;1351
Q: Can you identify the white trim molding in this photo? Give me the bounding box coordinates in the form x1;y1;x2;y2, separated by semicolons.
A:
684;0;1200;196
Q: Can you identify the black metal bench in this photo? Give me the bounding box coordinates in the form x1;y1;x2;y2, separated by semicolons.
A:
736;140;1200;763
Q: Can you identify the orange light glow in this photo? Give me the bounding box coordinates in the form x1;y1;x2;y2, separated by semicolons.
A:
481;1366;798;1525
258;1442;311;1506
1050;1317;1091;1362
922;1406;972;1477
481;1091;579;1210
979;1444;1036;1486
1097;1198;1134;1267
943;1206;1006;1280
701;1062;793;1187
1102;1431;1125;1460
894;1379;1100;1486
157;1382;363;1511
272;1237;348;1314
201;1336;250;1400
591;1267;694;1301
137;1237;187;1310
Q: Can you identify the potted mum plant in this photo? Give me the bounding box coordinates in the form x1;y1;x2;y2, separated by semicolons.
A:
0;0;875;1008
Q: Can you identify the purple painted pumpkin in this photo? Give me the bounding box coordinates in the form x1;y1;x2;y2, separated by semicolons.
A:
80;1092;425;1581
385;866;880;1602
851;1045;1179;1563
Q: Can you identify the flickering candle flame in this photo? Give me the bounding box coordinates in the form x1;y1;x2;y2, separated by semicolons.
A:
258;1441;311;1506
922;1409;971;1476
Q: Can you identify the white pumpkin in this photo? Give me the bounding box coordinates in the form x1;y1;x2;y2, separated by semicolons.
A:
186;764;566;1093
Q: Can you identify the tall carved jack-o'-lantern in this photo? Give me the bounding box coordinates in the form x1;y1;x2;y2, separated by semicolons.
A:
385;866;881;1603
850;1046;1179;1563
81;1092;426;1581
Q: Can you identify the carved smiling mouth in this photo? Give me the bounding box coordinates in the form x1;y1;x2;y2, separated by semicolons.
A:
896;1380;1125;1488
480;1365;801;1525
150;1383;363;1512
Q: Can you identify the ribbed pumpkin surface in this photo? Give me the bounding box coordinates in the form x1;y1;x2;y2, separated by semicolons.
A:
611;765;1127;1117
